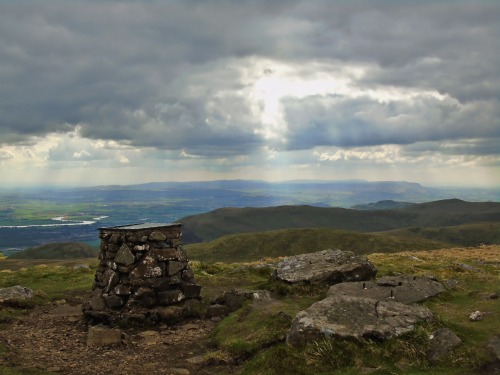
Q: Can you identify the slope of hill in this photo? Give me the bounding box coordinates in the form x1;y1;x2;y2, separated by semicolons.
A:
180;199;500;243
7;242;99;259
351;200;415;210
381;222;500;247
184;227;451;263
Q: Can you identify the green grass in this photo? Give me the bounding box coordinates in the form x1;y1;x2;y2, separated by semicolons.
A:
185;227;451;263
381;222;500;247
204;246;499;374
0;261;96;301
8;242;99;260
190;261;274;302
180;200;500;243
210;297;319;359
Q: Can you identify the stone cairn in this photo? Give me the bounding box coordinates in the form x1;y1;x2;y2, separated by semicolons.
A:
82;223;202;325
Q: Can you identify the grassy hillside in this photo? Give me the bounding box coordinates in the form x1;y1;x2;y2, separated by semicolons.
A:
185;227;451;263
351;199;415;210
0;246;498;374
180;199;500;243
382;222;500;247
8;242;99;260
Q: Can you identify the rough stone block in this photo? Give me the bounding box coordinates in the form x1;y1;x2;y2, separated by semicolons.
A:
88;292;106;311
115;244;135;265
157;306;183;322
206;304;230;318
157;277;181;292
158;290;185;305
87;326;123;346
182;269;195;282
0;285;35;304
151;248;179;261
149;231;167;241
182;283;202;299
114;285;131;296
132;287;156;308
274;249;377;285
130;256;165;279
104;294;124;309
102;269;120;292
109;233;122;244
167;261;188;276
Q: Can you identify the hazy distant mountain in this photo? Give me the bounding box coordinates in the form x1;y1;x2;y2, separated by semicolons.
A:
78;179;500;208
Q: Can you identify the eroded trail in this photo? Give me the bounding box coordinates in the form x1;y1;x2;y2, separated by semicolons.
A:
0;302;228;375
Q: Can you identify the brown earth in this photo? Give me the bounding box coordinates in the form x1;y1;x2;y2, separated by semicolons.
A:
0;301;237;375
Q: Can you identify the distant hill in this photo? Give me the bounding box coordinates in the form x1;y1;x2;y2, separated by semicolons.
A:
351;200;415;210
184;227;451;263
179;199;500;243
7;242;99;259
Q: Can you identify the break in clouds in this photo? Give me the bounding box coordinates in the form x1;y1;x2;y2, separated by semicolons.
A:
0;0;499;186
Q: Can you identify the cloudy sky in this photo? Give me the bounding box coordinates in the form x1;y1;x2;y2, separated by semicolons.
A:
0;0;498;188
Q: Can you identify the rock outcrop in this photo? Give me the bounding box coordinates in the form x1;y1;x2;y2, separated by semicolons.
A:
273;249;377;284
0;285;34;304
207;289;273;319
327;275;445;304
287;294;434;346
287;273;446;347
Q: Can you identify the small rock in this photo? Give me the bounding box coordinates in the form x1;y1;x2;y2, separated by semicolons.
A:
46;367;63;372
149;231;167;241
186;355;206;365
169;369;190;375
87;326;123;346
427;328;462;363
73;264;91;270
138;330;160;345
158;306;183;322
485;292;499;300
487;335;500;361
454;263;481;272
443;279;460;289
0;285;35;303
206;304;230;318
180;323;200;330
469;310;483;321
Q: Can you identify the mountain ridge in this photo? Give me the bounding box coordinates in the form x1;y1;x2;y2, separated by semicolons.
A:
179;199;500;243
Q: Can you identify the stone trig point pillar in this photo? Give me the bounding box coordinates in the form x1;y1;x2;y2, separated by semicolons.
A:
82;223;201;325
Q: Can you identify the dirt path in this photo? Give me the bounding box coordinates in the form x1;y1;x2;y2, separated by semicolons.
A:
0;302;233;375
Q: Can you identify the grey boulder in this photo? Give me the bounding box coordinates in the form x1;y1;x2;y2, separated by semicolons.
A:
273;249;377;284
287;294;434;347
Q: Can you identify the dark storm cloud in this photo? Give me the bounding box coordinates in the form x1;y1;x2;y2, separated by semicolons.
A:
0;0;498;158
283;94;500;150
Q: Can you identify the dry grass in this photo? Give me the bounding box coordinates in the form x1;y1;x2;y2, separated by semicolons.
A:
368;245;499;278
